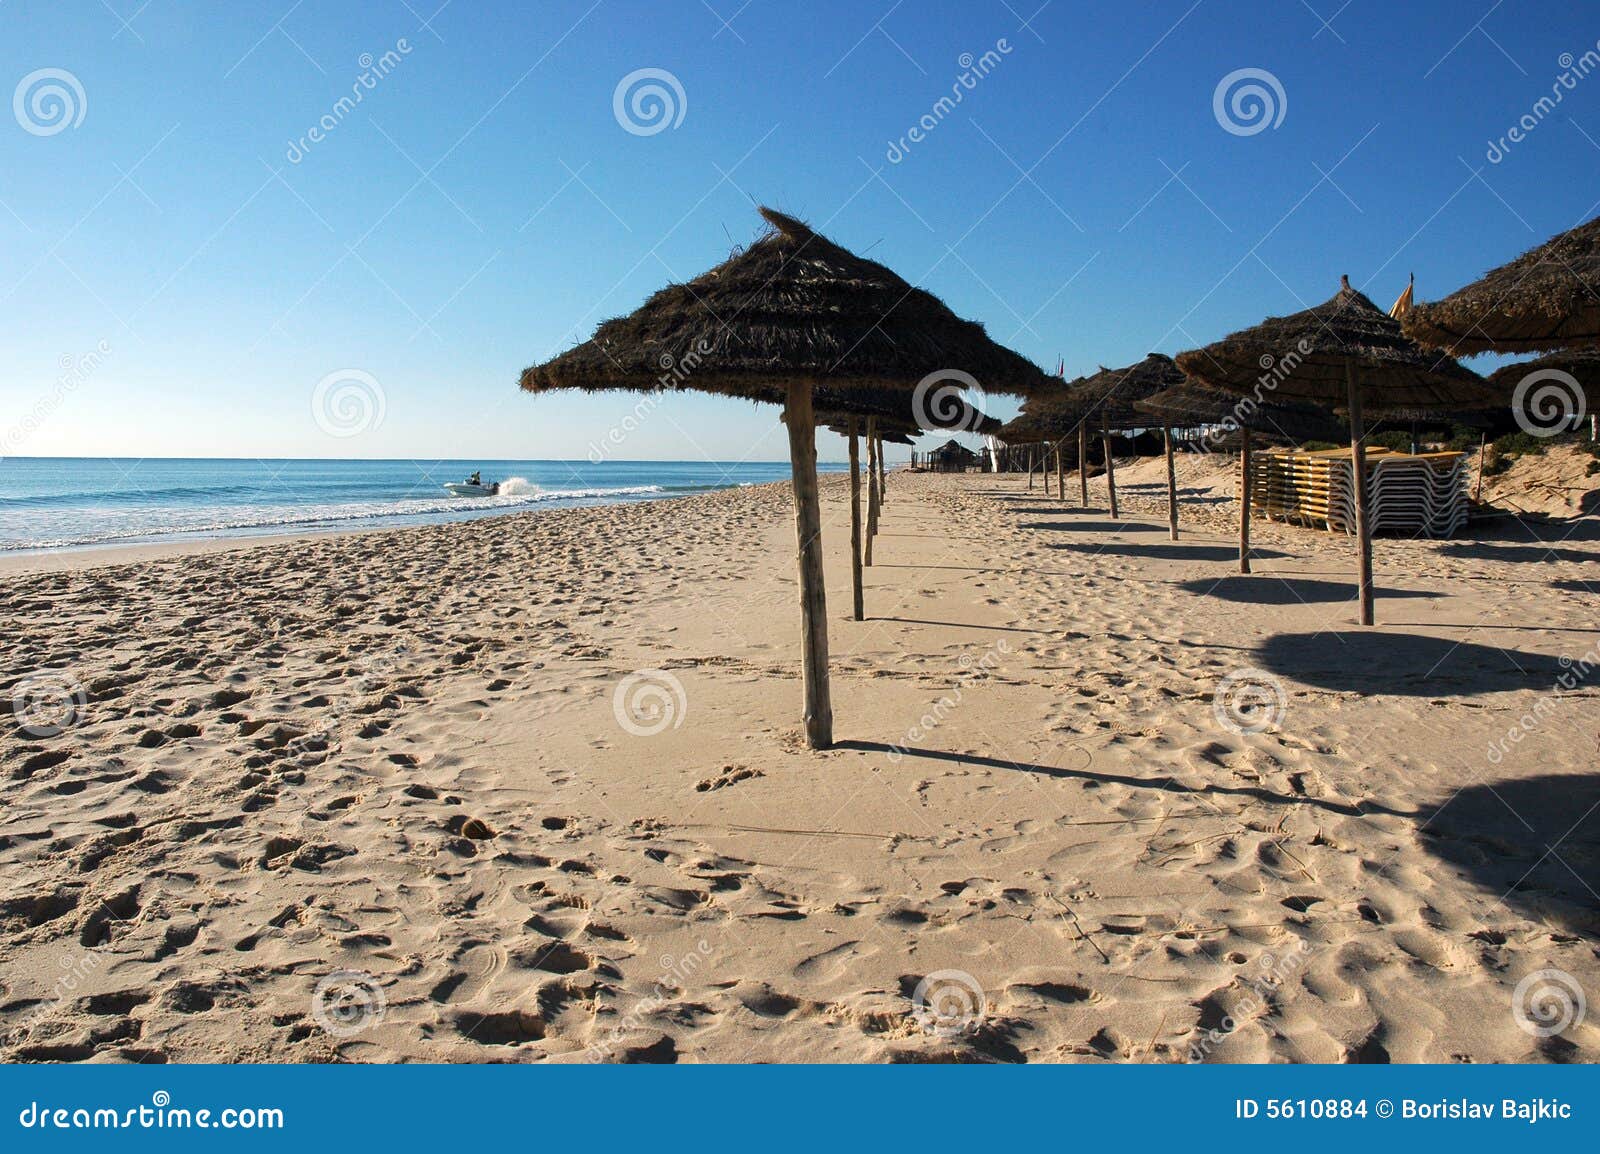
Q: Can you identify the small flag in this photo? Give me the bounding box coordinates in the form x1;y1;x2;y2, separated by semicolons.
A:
1388;273;1414;319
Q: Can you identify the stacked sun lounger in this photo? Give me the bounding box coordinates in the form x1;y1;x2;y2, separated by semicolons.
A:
1247;448;1469;537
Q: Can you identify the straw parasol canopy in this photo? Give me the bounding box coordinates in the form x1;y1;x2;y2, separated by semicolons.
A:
1176;278;1495;412
521;206;1052;748
522;207;1055;398
1177;276;1493;624
1402;217;1600;355
1071;353;1187;431
1135;380;1347;444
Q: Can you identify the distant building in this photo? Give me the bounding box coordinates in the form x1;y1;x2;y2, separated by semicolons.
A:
928;438;981;472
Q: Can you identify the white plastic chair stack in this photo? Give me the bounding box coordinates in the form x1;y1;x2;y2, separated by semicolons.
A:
1249;448;1468;538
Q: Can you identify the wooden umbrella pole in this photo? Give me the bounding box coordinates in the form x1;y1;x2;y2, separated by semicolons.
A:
1056;439;1065;501
1078;423;1089;505
1238;426;1252;574
1164;426;1179;540
1102;426;1119;519
878;435;887;502
864;418;880;565
848;416;864;622
784;380;833;749
1346;358;1375;626
1474;432;1487;502
1027;447;1035;490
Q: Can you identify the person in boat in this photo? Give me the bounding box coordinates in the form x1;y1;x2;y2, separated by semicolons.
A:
467;471;482;486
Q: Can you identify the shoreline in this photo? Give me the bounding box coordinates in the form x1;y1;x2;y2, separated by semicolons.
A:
0;480;804;577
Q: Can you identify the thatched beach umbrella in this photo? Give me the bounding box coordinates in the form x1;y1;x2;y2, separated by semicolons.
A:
1136;378;1348;551
999;392;1083;499
1070;354;1186;520
521;206;1051;748
1178;277;1494;624
1485;348;1600;439
1403;217;1600;355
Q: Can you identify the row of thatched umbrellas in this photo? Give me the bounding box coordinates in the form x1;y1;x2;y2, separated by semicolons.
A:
522;206;1600;747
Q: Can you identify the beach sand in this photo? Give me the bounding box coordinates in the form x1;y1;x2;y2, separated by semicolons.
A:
2;462;1597;1063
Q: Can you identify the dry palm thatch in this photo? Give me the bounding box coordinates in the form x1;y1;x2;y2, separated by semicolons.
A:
1485;347;1600;393
1176;278;1494;412
521;207;1055;398
520;207;1051;749
1072;353;1187;431
1177;277;1492;625
1135;381;1347;444
1402;217;1600;355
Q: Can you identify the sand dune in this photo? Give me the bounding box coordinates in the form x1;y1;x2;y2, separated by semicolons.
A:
1;468;1596;1063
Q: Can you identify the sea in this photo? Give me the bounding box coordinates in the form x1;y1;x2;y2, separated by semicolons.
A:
0;458;836;554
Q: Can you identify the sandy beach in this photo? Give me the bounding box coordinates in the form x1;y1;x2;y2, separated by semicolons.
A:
2;464;1597;1063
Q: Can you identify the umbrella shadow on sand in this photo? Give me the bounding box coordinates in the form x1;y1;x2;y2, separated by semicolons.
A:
1047;540;1291;563
1017;519;1166;534
1179;577;1442;606
1254;632;1569;697
1417;771;1600;944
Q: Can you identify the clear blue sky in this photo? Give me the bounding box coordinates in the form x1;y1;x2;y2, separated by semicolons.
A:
2;0;1595;462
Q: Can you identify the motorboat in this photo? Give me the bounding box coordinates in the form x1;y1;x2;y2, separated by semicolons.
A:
442;478;499;497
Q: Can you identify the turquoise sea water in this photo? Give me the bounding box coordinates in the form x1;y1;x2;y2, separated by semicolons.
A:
0;458;833;553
